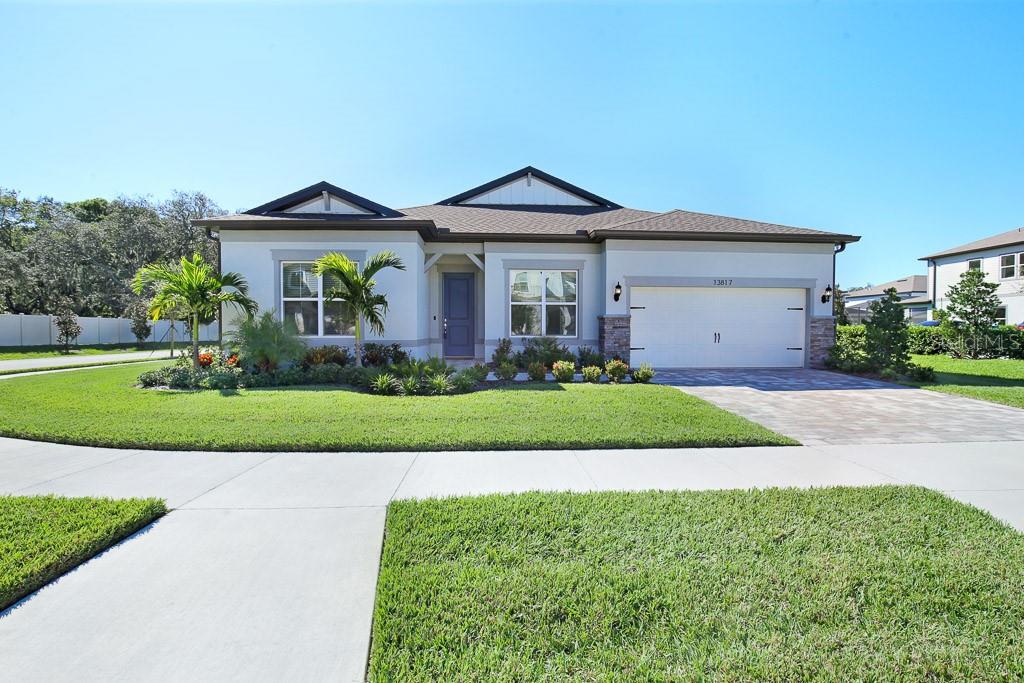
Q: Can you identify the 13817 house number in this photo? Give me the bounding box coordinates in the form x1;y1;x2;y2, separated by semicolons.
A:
712;279;733;286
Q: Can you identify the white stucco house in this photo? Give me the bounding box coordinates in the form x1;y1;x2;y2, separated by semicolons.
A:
844;275;928;324
196;167;859;368
921;227;1024;326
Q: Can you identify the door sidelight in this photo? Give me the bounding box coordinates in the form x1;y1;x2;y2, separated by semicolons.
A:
443;317;448;338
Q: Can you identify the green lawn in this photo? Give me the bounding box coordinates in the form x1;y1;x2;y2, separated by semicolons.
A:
909;354;1024;408
0;363;794;451
371;487;1024;682
1;495;166;611
0;343;171;361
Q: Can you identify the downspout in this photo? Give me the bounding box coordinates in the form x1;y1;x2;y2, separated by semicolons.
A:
833;242;846;316
207;227;222;347
928;258;936;318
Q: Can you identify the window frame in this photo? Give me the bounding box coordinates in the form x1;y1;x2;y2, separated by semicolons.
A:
999;253;1019;280
508;269;579;339
280;260;358;338
995;306;1007;326
967;258;982;272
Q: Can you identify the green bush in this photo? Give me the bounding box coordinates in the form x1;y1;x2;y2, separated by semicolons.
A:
630;363;656;383
527;361;547;381
469;363;491;382
551;360;576;382
399;376;423;396
864;289;910;371
302;345;352;367
495;362;517;381
426;373;454;396
826;325;871;372
605;359;628;383
492;338;514;366
905;364;936;382
581;365;603;383
227;311;307;373
576;345;604;369
451;370;478;394
516;337;574;369
369;371;401;395
362;343;408;367
907;326;946;355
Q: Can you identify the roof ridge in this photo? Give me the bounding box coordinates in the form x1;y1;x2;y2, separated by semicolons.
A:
590;208;681;232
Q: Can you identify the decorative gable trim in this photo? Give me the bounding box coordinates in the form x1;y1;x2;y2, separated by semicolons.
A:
437;166;621;208
245;181;403;218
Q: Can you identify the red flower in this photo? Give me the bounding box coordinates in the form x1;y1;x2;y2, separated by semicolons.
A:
226;354;239;367
198;353;214;367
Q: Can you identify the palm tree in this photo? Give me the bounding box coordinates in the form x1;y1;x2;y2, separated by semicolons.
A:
313;251;405;366
132;253;258;369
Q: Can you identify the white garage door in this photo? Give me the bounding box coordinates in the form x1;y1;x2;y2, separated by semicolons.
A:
630;287;806;368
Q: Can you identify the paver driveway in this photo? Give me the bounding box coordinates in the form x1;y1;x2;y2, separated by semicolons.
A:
656;368;1024;445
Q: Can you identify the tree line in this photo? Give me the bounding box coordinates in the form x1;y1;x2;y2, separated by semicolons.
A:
0;188;221;318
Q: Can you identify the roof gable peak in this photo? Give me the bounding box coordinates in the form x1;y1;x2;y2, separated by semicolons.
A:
245;181;402;218
437;166;621;208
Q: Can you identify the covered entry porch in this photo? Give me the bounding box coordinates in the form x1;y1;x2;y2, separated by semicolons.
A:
423;245;486;360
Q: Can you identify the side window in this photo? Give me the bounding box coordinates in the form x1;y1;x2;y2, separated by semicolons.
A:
967;259;981;271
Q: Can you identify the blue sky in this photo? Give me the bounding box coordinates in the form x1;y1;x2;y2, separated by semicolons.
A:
2;1;1022;287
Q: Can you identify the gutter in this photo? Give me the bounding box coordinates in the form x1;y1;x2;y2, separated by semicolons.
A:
206;227;223;347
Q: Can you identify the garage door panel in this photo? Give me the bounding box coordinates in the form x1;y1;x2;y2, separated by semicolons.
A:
630;287;806;368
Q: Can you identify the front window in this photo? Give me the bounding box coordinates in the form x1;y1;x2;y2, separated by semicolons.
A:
1000;254;1019;280
509;269;577;337
281;262;357;337
968;259;981;271
996;306;1007;325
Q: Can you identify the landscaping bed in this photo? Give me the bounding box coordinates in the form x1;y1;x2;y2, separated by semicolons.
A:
371;487;1024;681
1;495;166;611
0;363;794;451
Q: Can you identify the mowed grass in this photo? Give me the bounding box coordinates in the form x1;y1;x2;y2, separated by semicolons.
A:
0;363;794;451
1;495;166;610
909;354;1024;408
371;487;1024;682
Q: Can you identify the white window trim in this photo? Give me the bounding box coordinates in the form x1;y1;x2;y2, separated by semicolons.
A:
999;253;1020;281
508;269;579;339
995;306;1008;325
280;261;358;338
967;258;982;271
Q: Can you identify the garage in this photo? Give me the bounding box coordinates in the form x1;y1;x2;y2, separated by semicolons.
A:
629;286;807;368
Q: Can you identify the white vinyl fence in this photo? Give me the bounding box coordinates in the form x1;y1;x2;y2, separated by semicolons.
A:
0;313;219;348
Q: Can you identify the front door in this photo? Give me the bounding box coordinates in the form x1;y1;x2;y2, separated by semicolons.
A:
443;273;475;357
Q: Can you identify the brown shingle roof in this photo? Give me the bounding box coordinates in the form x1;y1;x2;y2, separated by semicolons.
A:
587;208;858;241
921;227;1024;260
397;204;656;237
845;275;928;299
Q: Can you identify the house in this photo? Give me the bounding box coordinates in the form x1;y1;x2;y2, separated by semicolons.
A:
921;227;1024;325
843;275;929;323
196;167;859;368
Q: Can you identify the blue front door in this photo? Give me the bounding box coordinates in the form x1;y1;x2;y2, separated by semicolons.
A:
443;273;475;357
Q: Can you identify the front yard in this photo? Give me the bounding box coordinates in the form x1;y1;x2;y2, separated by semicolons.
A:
371;487;1024;681
907;354;1024;408
1;495;166;611
0;363;794;451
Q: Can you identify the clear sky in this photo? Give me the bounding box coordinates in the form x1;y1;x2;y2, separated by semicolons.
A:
2;1;1022;287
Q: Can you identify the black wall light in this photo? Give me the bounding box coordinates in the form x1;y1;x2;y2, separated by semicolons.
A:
821;285;833;304
613;282;622;302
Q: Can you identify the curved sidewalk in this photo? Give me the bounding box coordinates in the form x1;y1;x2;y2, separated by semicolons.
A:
0;349;172;374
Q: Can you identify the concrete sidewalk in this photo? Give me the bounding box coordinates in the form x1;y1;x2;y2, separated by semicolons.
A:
2;437;1024;681
0;349;172;373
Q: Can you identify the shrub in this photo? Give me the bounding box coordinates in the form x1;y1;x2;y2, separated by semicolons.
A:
205;369;240;390
551;360;576;382
451;370;478;394
879;367;900;381
576;345;604;369
907;326;946;355
227;311;307;372
865;289;910;371
469;363;491;382
527;361;547;381
495;362;517;381
426;373;454;396
302;345;351;367
424;356;455;377
517;337;574;369
362;343;407;367
605;359;628;383
369;372;401;395
399;376;423;396
197;352;214;368
630;363;656;383
127;299;152;346
581;365;602;383
905;364;936;382
492;338;514;366
54;303;82;354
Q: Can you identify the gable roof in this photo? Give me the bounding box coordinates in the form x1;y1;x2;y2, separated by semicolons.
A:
244;181;403;218
845;275;927;299
920;227;1024;260
436;166;621;208
584;208;859;242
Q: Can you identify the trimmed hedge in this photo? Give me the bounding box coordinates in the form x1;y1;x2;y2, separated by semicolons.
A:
838;323;1024;362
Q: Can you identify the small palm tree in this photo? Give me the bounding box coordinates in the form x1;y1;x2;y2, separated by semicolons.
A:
313;251;405;366
132;253;258;369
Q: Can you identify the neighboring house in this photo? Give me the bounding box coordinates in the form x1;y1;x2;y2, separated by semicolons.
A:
921;227;1024;326
843;275;929;324
196;167;859;368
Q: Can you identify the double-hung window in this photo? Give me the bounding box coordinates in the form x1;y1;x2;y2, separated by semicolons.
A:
281;262;357;337
999;254;1022;280
996;306;1007;325
509;270;577;337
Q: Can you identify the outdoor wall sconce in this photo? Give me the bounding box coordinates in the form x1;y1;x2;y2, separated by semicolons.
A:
613;282;622;302
821;284;833;304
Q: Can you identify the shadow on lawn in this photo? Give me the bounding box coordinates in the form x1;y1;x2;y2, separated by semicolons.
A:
243;381;569;396
913;371;1024;389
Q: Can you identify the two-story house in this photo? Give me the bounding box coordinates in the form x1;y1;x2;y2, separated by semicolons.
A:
921;227;1024;325
844;275;929;323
